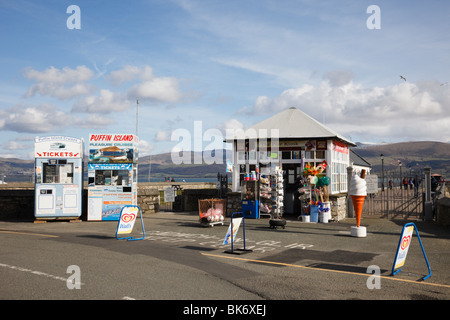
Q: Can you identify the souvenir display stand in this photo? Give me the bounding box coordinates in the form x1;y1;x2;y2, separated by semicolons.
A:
198;199;226;227
301;161;331;223
241;167;285;226
268;167;286;229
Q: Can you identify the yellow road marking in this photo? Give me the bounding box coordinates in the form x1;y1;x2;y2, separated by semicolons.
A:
202;252;450;290
0;230;59;238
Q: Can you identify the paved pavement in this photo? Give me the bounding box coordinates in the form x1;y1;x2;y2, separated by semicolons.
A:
0;211;449;305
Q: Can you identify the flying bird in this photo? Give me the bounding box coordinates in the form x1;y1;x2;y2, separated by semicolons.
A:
399;75;406;81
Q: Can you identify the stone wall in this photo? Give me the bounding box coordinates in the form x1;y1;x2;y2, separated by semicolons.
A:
330;195;347;221
0;183;347;221
0;189;35;220
226;192;242;217
220;192;348;220
436;197;450;227
0;182;222;220
137;187;160;214
182;189;220;212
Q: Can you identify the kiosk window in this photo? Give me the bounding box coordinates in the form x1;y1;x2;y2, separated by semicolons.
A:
95;170;130;186
282;151;291;160
43;162;73;184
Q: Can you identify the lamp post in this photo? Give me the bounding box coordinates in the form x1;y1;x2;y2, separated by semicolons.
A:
399;160;402;188
380;154;384;191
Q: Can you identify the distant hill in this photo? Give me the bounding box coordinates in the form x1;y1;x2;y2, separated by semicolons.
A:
0;157;34;182
1;141;448;182
352;141;450;178
0;151;229;182
138;150;228;180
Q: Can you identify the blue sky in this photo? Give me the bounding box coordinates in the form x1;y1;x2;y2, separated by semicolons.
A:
0;0;449;159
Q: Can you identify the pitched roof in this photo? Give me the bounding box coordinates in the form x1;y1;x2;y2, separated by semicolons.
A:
228;107;356;146
350;149;371;167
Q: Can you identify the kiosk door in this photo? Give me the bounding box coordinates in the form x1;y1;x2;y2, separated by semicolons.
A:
282;163;302;214
36;185;56;215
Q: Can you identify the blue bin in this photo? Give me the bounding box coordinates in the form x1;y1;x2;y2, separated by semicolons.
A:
310;205;319;222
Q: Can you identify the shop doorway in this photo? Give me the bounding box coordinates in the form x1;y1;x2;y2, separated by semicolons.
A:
282;163;302;214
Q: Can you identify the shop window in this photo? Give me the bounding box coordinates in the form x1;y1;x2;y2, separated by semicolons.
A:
237;151;247;162
331;152;349;193
316;150;325;159
239;165;246;185
305;151;314;159
43;162;73;184
248;151;257;161
259;151;270;163
95;170;130;186
282;151;291;160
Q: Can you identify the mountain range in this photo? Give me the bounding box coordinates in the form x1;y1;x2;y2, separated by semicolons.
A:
1;141;448;182
353;141;450;177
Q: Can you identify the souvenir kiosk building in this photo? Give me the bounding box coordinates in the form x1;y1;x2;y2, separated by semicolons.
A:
227;107;356;216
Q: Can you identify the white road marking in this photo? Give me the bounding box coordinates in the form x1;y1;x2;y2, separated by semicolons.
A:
0;262;84;285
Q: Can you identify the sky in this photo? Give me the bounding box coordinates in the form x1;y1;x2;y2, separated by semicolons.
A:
0;0;449;160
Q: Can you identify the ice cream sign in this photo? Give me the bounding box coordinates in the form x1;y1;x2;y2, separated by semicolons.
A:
391;222;431;280
117;206;138;235
393;225;414;270
115;205;146;241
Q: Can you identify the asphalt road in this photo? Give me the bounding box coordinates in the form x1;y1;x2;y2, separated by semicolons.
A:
1;212;449;309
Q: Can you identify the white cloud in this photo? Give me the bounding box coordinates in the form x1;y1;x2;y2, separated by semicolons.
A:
72;114;115;129
139;139;154;157
24;65;93;83
107;65;144;86
24;66;95;100
155;130;171;142
0;104;72;133
3;140;31;150
127;77;182;103
72;89;130;113
216;118;245;134
244;79;450;142
107;65;183;104
323;70;355;87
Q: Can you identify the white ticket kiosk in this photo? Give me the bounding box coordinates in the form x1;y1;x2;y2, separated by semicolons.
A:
34;136;84;220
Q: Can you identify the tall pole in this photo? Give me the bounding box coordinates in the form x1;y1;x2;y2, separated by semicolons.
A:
380;154;384;191
136;99;139;138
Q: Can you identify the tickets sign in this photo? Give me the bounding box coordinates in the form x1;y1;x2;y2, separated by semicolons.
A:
117;206;138;235
393;225;414;269
35;136;83;158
